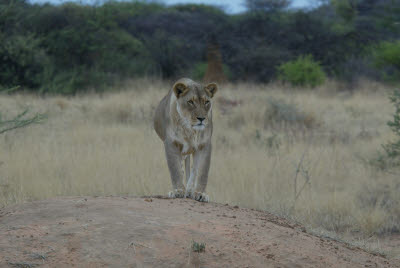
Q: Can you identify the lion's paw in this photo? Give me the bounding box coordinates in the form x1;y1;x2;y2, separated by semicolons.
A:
168;189;185;198
192;192;209;202
184;189;193;198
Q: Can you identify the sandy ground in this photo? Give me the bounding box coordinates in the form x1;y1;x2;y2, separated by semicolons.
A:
0;196;398;268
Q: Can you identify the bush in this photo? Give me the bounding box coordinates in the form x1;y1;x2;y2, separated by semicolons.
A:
0;88;45;134
35;5;154;93
0;0;395;92
226;42;292;83
263;98;317;130
38;67;119;94
336;56;382;86
0;34;49;89
191;62;232;81
0;1;155;94
277;55;326;88
374;41;400;70
373;41;400;82
383;89;400;159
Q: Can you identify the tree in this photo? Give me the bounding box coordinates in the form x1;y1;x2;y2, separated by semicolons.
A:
332;0;358;23
245;0;291;12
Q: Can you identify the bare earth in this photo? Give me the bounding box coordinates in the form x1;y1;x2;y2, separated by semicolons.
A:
0;197;397;268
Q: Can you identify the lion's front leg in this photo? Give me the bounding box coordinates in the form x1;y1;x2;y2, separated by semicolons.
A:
187;143;211;202
164;140;186;198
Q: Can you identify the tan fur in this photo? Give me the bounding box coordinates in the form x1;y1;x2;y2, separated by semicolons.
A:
154;78;218;202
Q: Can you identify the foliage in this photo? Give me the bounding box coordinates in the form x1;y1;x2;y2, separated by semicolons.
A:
0;109;45;134
337;56;381;86
0;0;154;94
374;41;400;69
0;34;49;89
277;55;326;87
332;0;358;23
383;89;400;159
0;88;45;134
191;62;232;81
245;0;291;12
191;240;206;253
0;0;398;93
373;41;400;82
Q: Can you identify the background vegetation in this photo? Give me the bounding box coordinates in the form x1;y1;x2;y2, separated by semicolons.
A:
1;80;399;257
1;0;400;93
277;55;326;87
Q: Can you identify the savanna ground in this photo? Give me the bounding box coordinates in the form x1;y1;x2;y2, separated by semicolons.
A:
0;79;399;260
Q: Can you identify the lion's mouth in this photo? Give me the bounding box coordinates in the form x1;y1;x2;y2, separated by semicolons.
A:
193;124;205;130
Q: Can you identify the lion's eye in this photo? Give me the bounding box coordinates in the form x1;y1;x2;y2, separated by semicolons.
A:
188;100;194;105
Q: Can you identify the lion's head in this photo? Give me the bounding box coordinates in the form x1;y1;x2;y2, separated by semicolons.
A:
172;78;218;131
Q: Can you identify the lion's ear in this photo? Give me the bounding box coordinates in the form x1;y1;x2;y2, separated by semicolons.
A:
205;83;218;98
173;82;189;98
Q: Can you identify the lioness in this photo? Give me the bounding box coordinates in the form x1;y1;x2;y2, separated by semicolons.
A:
154;78;218;202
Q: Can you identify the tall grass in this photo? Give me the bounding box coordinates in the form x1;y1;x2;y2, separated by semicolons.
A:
0;79;399;244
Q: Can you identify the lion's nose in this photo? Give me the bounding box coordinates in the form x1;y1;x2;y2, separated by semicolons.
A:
197;117;205;122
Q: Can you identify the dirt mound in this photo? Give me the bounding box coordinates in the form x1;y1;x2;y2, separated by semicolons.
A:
0;197;397;268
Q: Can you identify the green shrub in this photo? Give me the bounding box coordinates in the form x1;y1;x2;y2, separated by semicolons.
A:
39;67;118;94
191;62;207;81
191;240;206;253
277;55;326;88
191;62;232;81
36;5;153;93
0;34;49;89
373;41;400;82
374;41;400;69
0;1;156;94
383;89;400;159
0;88;45;134
332;0;357;23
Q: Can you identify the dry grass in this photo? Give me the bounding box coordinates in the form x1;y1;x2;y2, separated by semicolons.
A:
0;78;399;253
